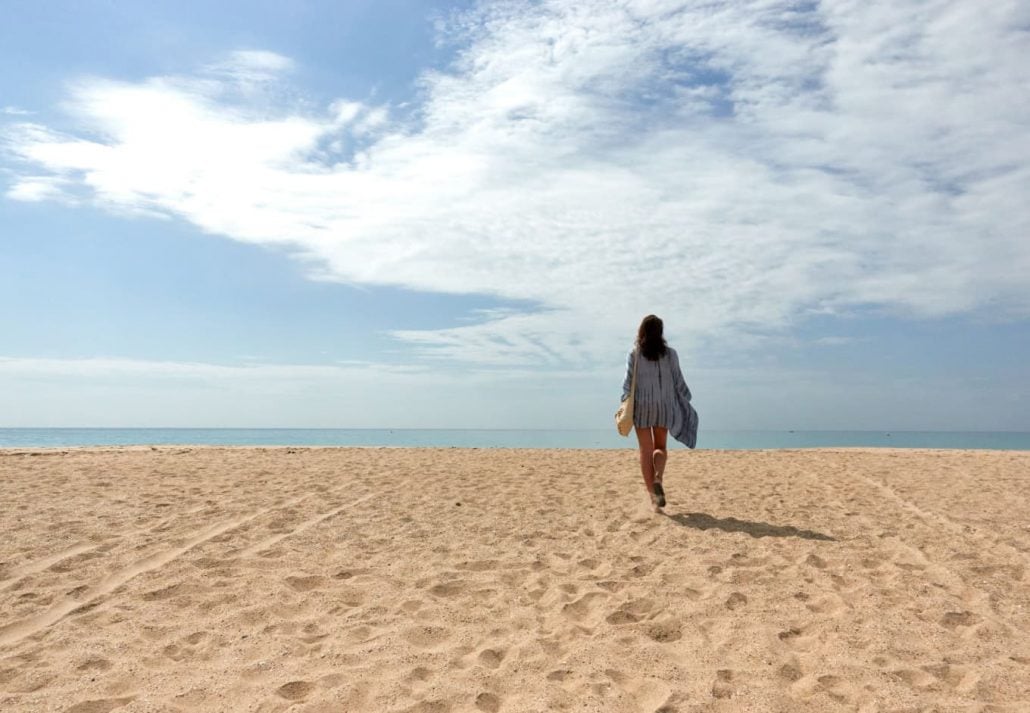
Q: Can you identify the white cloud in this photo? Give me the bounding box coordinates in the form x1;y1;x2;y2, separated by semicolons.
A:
3;175;73;202
3;2;1029;368
200;49;296;94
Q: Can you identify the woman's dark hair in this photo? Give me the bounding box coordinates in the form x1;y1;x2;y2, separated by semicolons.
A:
636;314;668;361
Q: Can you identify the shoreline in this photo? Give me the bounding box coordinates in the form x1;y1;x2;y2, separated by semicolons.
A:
3;443;1029;452
4;429;1029;453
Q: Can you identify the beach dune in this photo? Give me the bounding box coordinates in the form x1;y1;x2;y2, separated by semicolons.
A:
1;446;1029;711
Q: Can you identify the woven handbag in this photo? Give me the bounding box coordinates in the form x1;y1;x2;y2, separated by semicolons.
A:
615;349;639;436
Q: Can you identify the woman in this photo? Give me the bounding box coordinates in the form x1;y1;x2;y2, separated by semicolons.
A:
621;314;698;512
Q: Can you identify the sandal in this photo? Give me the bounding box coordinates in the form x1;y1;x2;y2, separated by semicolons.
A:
653;481;666;508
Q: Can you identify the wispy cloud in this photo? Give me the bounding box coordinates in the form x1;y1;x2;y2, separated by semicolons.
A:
0;355;423;381
3;1;1028;367
0;355;600;384
0;355;619;427
2;354;1025;431
813;336;859;347
4;174;73;202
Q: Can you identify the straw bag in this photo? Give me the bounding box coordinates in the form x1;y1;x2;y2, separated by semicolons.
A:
615;349;639;436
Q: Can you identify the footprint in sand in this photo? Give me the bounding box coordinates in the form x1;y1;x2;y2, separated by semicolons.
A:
805;594;846;615
777;657;803;682
805;553;828;569
475;692;501;712
478;648;506;669
403;625;452;648
284;575;327;592
922;663;981;693
814;674;856;704
408;667;433;682
142;582;196;602
606;609;641;625
344;624;375;643
430;581;467;597
698;618;735;651
605;669;673;711
408;700;451;713
629;562;655;577
711;669;735;699
6;670;54;693
644;618;683;643
777;626;818;651
70;600;102;617
76;658;113;672
460;559;499;572
890;667;937;689
330;586;365;608
939;610;980;629
65;698;135;713
725;592;747;610
276;680;314;701
265;519;292;534
158;631;214;663
606;597;655;625
300;622;328;644
162;643;192;663
561;592;607;623
860;557;884;570
184;631;208;645
333;568;366;580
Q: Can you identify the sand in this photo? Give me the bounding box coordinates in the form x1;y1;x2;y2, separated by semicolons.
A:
1;446;1029;712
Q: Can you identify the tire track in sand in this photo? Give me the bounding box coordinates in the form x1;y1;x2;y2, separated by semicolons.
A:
0;486;393;648
0;496;308;648
240;492;377;557
2;543;95;582
797;463;1030;638
1;506;210;589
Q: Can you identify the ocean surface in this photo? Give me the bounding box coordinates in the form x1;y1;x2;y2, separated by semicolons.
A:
1;428;1029;450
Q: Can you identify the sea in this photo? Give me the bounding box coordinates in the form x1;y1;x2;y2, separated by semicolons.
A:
1;429;1028;450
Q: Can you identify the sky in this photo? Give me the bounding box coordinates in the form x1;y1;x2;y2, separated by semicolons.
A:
1;0;1029;431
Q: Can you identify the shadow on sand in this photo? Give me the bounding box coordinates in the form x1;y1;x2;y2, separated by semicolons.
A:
667;512;835;541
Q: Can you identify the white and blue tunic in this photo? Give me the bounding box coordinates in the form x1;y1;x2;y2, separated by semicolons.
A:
621;346;699;448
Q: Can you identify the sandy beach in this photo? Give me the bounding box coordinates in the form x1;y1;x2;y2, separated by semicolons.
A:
1;447;1029;712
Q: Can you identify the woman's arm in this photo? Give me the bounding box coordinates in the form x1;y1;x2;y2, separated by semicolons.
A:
621;350;635;401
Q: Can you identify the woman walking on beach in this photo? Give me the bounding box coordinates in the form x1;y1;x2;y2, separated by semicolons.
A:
621;315;698;512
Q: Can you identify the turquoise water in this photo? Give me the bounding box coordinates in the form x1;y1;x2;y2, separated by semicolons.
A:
1;428;1028;450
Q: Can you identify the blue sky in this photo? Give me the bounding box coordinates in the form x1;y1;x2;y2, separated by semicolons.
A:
1;0;1028;430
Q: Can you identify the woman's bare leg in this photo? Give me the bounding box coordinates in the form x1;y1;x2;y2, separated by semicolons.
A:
634;426;660;511
652;427;668;484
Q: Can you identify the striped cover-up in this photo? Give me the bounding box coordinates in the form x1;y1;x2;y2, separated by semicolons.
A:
621;346;699;448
